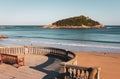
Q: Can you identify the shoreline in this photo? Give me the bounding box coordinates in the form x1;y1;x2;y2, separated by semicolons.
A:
1;38;120;53
43;24;104;28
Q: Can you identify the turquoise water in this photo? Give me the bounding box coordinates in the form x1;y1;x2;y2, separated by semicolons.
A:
0;25;120;53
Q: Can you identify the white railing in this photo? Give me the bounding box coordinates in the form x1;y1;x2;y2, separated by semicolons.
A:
0;46;75;61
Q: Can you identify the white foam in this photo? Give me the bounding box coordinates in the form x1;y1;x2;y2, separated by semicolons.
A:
2;38;120;50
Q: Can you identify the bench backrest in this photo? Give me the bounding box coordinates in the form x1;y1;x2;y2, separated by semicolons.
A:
1;53;18;64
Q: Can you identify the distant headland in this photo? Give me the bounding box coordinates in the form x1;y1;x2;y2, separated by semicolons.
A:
0;35;7;39
43;15;104;28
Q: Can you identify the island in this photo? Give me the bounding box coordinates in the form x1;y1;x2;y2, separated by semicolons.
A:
43;15;104;28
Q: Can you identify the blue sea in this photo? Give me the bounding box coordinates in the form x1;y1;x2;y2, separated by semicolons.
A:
0;25;120;53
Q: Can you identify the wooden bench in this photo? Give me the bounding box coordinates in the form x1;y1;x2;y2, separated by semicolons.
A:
0;53;25;68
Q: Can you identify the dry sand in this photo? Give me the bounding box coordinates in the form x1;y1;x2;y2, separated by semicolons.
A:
75;51;120;79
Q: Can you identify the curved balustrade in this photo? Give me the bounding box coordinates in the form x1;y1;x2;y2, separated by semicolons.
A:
0;46;75;61
60;63;100;79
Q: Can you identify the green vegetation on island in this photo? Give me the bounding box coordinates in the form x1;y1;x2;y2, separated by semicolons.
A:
44;15;104;28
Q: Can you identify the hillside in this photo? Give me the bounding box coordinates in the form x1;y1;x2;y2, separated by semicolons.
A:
43;15;104;28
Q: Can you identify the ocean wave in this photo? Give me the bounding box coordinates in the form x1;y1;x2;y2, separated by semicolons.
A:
2;39;120;50
10;35;120;44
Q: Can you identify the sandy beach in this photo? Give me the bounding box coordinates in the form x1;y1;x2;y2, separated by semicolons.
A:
75;51;120;79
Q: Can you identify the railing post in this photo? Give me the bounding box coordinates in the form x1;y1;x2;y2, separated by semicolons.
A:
97;67;101;79
60;62;66;74
24;46;28;55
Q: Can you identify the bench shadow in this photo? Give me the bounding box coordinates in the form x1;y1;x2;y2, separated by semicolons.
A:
30;56;61;79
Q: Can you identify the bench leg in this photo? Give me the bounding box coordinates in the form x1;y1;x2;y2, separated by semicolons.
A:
17;59;25;68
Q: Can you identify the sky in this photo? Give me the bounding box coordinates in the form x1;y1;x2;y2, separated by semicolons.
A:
0;0;120;25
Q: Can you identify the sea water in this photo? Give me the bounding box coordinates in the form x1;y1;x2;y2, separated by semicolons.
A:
0;25;120;53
